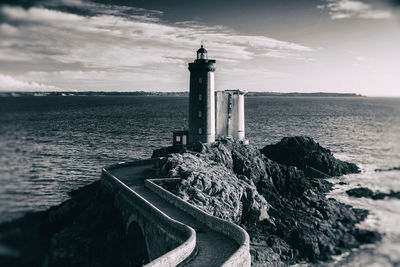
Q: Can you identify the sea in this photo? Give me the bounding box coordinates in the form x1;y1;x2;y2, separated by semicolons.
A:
0;95;399;266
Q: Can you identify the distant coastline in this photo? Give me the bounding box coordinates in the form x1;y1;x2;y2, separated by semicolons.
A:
0;91;364;97
246;92;364;97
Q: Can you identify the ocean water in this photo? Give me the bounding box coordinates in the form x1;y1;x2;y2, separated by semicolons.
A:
0;95;399;265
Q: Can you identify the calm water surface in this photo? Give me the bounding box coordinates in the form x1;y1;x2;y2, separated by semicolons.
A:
0;95;399;266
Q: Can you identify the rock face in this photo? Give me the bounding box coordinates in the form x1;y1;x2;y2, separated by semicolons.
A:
347;187;400;200
156;136;378;266
261;136;360;178
158;150;271;224
0;182;140;267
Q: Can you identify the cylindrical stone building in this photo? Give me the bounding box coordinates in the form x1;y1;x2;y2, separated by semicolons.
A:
215;89;246;141
188;45;216;143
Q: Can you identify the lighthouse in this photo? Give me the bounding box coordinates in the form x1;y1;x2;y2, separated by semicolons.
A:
171;45;246;146
188;45;216;144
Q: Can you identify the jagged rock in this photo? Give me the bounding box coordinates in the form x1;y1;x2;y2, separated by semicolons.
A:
157;136;377;265
261;136;360;177
240;176;271;224
249;236;288;267
158;153;271;224
155;137;271;186
346;187;375;198
262;158;308;196
354;229;381;244
211;138;269;185
347;187;400;200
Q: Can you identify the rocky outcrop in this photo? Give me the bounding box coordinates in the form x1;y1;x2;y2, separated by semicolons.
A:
347;187;400;200
158;152;271;224
157;136;378;265
0;182;138;267
261;136;360;178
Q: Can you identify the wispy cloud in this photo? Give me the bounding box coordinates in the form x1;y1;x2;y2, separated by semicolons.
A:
318;0;392;19
0;1;313;91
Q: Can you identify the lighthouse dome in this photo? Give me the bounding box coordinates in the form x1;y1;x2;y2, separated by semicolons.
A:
197;45;207;54
196;45;208;60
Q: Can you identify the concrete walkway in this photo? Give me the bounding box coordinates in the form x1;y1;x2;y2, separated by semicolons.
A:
109;164;238;267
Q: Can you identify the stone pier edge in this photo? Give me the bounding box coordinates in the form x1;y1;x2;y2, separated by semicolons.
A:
101;160;197;267
145;178;251;267
101;159;251;267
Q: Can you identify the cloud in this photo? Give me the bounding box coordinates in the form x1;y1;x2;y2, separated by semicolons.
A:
0;1;314;91
318;0;392;19
0;73;59;91
0;4;313;65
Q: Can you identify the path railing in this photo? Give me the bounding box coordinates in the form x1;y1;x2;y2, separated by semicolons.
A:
102;164;196;267
102;159;251;267
145;178;251;267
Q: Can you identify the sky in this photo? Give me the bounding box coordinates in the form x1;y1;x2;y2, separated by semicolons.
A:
0;0;399;96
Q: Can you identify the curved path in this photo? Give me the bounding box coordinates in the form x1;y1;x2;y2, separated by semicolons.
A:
107;163;240;267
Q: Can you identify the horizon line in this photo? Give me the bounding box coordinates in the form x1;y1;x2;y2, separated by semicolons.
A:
2;90;400;98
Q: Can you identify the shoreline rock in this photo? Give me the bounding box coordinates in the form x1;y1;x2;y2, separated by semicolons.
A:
346;187;400;200
374;166;400;172
156;136;379;265
261;136;360;178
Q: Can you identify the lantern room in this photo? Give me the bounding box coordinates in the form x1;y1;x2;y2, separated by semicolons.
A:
196;45;208;61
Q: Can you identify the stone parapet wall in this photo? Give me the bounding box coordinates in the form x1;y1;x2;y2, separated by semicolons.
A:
101;163;196;267
145;178;251;267
103;158;160;172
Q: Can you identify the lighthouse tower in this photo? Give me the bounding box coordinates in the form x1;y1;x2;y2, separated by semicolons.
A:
188;45;216;144
172;45;246;146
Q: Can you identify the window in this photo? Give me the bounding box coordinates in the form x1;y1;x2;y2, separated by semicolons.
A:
182;135;187;145
198;77;202;84
198;111;202;118
198;94;202;101
198;128;202;134
176;136;181;142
